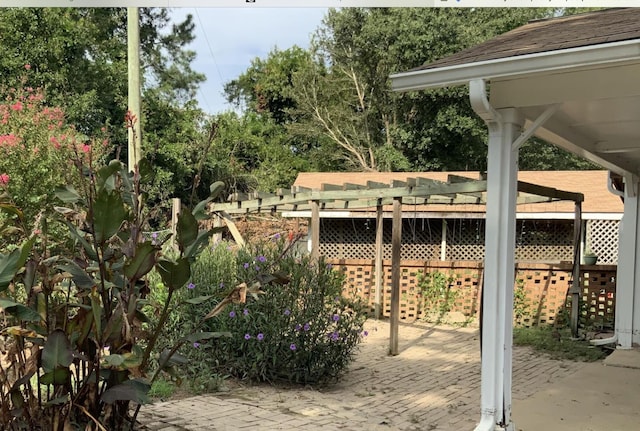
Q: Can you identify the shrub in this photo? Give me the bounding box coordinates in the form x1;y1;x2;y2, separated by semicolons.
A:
158;238;368;386
417;270;458;323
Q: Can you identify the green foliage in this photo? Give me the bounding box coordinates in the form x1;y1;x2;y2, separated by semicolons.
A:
156;239;368;386
0;149;232;429
416;270;459;324
513;278;533;327
513;326;607;362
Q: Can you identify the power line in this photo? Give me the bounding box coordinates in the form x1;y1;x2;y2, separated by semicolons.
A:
194;8;227;114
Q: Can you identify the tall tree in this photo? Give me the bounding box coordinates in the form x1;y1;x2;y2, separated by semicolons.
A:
289;8;559;172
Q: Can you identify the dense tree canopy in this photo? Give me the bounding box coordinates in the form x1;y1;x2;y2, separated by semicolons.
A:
223;7;596;186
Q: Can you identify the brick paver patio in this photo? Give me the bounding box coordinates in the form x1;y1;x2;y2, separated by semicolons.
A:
139;320;586;430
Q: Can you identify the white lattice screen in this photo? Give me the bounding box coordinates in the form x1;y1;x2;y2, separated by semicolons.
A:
586;220;619;264
320;217;615;263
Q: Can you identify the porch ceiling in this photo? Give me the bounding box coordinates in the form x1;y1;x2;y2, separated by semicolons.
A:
390;8;640;178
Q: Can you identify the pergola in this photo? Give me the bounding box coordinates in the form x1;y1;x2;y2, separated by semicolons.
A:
211;176;584;355
390;8;640;431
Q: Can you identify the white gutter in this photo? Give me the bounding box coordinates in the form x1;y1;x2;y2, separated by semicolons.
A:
391;40;640;92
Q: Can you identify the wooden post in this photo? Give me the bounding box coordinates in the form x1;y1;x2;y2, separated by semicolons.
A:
389;197;402;356
127;7;142;172
374;201;384;319
310;200;320;260
171;198;180;252
440;219;447;261
212;213;223;244
570;201;582;338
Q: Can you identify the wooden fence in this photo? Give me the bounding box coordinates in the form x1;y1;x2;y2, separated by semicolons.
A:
329;258;617;328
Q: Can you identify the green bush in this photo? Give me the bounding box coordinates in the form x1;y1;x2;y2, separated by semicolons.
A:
157;238;368;386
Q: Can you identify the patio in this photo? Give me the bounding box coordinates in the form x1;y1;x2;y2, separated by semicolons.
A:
139;320;640;430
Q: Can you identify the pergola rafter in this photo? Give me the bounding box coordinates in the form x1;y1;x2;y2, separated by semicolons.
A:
210;175;584;356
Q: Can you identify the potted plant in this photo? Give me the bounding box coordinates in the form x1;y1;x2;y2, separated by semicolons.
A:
583;247;598;265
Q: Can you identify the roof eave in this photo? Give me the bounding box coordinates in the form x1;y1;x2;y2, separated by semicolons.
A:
390;40;640;92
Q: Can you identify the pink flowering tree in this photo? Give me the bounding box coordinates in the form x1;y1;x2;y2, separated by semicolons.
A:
0;82;107;234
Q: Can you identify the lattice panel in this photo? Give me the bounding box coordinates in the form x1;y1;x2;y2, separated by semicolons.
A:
446;219;485;261
320;219;441;261
586;220;619;264
515;220;574;262
333;259;617;328
580;270;616;328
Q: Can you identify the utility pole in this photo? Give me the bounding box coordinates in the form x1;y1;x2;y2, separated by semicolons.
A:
127;7;142;172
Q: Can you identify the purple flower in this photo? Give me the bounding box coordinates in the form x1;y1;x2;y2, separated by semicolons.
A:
187;282;195;290
219;282;225;288
284;309;291;316
193;342;200;348
243;309;249;316
274;233;281;240
330;332;339;341
326;263;333;269
244;334;251;340
243;262;250;269
229;311;236;318
303;323;310;331
332;314;340;322
257;333;264;341
257;255;266;263
151;232;158;239
363;330;369;337
254;265;260;271
295;323;302;331
290;343;297;351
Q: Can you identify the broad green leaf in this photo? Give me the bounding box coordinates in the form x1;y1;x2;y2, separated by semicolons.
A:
0;238;34;292
43;395;70;407
176;210;198;251
0;299;42;322
90;290;102;341
57;261;95;290
159;348;188;368
101;379;150;404
124;242;157;281
183;295;214;305
93;189;126;243
54;185;82;204
186;332;232;343
209;181;225;199
41;330;73;373
40;368;70;385
0;202;23;221
62;221;98;261
96;160;123;192
156;258;190;290
184;230;213;260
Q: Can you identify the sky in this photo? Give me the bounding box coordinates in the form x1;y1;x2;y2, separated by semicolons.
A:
171;8;329;115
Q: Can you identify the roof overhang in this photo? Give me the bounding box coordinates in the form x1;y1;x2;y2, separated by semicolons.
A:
390;40;640;91
390;40;640;178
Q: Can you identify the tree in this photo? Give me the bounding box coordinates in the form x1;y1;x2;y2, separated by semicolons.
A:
288;8;559;172
0;7;207;204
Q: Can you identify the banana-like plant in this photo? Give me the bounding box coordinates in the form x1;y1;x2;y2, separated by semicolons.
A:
0;156;245;430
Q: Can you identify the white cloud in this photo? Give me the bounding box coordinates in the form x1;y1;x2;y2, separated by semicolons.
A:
171;7;328;114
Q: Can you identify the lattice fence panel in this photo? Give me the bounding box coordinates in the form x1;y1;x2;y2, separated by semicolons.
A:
580;270;616;328
446;219;485;261
515;220;574;262
332;258;617;328
586;220;620;264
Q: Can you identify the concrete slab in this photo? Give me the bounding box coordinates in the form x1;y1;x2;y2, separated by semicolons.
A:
603;347;640;369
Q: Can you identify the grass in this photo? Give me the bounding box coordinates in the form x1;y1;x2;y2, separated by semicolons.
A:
148;379;177;400
513;326;609;362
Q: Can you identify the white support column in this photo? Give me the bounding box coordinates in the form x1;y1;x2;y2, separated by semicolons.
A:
617;177;640;348
474;105;522;430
